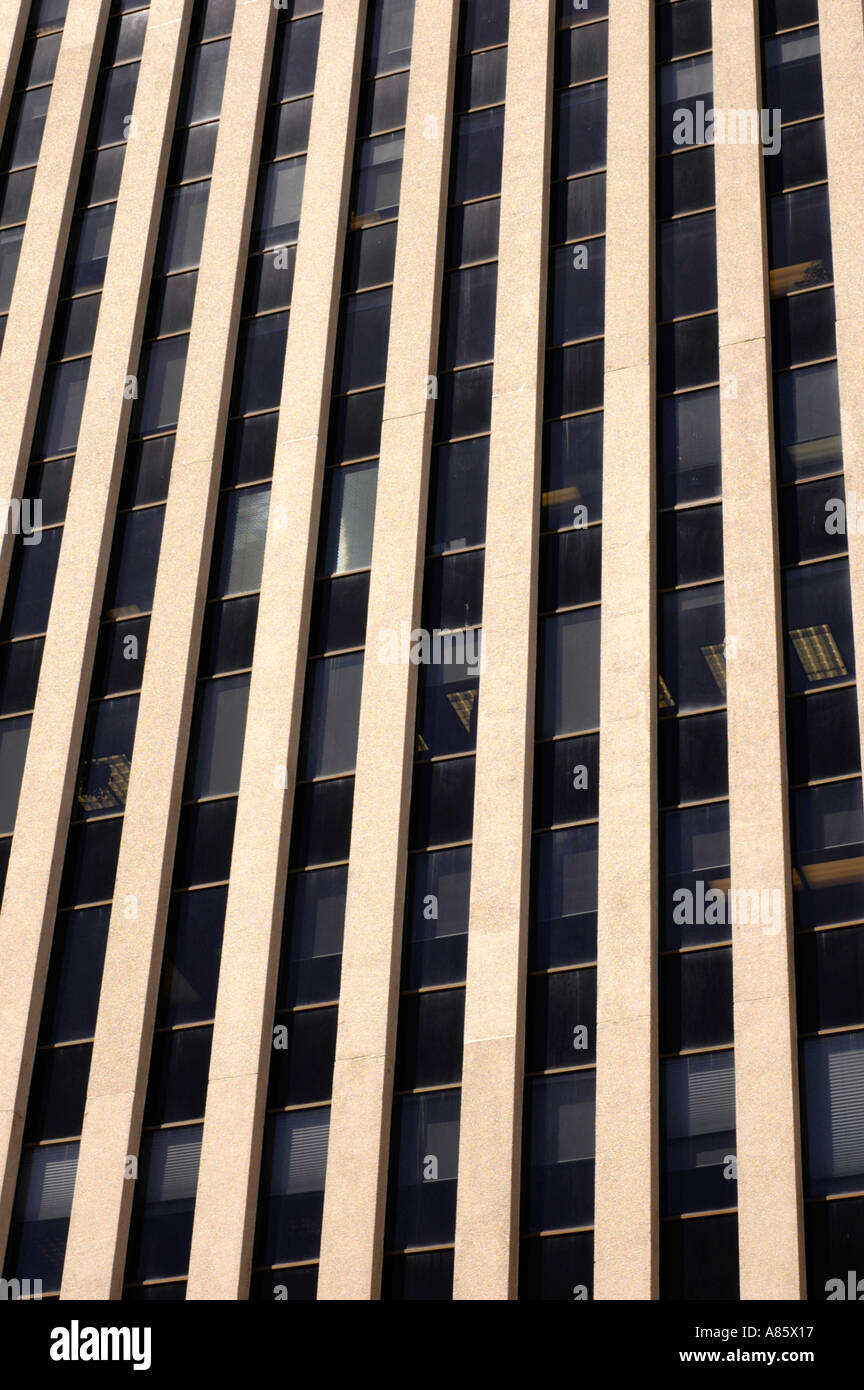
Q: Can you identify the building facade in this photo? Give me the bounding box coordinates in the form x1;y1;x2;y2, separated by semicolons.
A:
0;0;862;1301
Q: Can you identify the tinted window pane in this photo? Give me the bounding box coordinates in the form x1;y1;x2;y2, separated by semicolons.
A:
549;240;605;346
555;82;607;177
532;823;598;969
797;927;864;1034
441;263;497;368
298;652;364;779
157;182;209;274
524;1072;595;1232
268;1007;337;1107
76;693;138;818
185;673;250;799
435;365;493;441
409;757;475;849
551;172;606;244
446;197;500;267
422;550;484;631
255;1109;329;1265
279;865;346;1008
659;213;717;320
157;885;227;1026
6;1143;78;1293
60;817;123;907
660;1214;739;1300
133;336;188;436
353;133;403;222
103;506;164;618
231;312;289;415
1;528;62;639
792;780;864;931
388;1091;460;1249
658;54;713;154
661;388;722;507
787;687;861;786
781;476;848;566
429;438;488;554
213;486;270;598
125;1125;202;1282
201;594;258;675
659;314;718;394
179;38;228;124
538;607;601;737
769;185;833;297
660;947;733;1053
172;797;236;888
784;559;855;693
802;1032;864;1197
519;1230;593;1301
539;526;602;612
144;1026;212;1125
659;503;723;588
533;732;599;829
288;777;353;868
660;710;728;807
0;714;29;835
763;29;822;124
337;288;391;392
526;968;597;1071
451;108;504;201
395;989;465;1090
662;1051;736;1215
775;362;842;481
543;413;603;530
663;801;731;949
403;846;470;989
271;13;321;98
0;637;43;715
39;905;110;1044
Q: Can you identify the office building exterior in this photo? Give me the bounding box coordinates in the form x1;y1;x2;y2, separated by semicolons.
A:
0;0;862;1302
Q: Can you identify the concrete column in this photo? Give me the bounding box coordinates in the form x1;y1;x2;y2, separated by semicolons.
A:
0;0;189;1274
451;0;554;1302
0;0;111;602
0;1;29;132
820;0;864;792
593;0;657;1301
60;0;276;1300
713;0;805;1300
186;0;369;1302
315;0;457;1303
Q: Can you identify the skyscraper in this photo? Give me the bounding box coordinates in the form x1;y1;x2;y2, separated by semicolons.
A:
0;0;862;1303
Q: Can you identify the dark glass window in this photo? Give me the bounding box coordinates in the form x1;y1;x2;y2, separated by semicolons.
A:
519;1230;593;1301
0;714;29;835
787;686;861;786
103;506;164;619
551;172;606;244
556;18;608;85
539;527;602;612
120;435;175;508
549;240;605;346
60;816;123;907
446;198;500;267
5;1143;78;1293
659;708;728;808
435;365;493;441
201;594;258;674
780;476;847;566
771;287;835;369
422;550;484;631
661;388;722;507
179;39;229;125
172;797;237;888
429;438;488;554
533;732;599;829
662;1051;736;1214
381;1249;454;1301
658;54;713;155
545;339;604;417
144;271;198;339
660;503;723;588
298;652;364;779
441;263;497;368
403;847;470;989
125;1125;202;1282
797;927;864;1034
268;1007;337;1107
775;362;842;481
460;0;509;52
76;693;138;818
39;905;110;1044
802;1031;864;1197
337;288;391;392
555;81;607;177
271;13;322;99
327;388;383;464
212;485;270;598
657;0;711;63
659;314;718;394
92;616;149;696
24;1042;91;1140
659;213;717;321
353;132;403;222
763;28;823;124
660;948;733;1053
92;62;140;148
224;411;278;487
451;108;505;201
49;293;100;361
792;779;864;931
359;72;409;136
1;527;62;640
663;800;731;950
783;559;855;693
523;1072;595;1232
538;607;601;737
185;673;250;799
526;968;597;1071
231;312;289;415
456;46;506;111
531;823;598;969
395;989;465;1090
543;412;604;530
660;1214;739;1300
255;1109;329;1265
387;1091;460;1249
156;182;209;274
769;185;833;297
345;222;397;291
409;757;475;849
415;647;480;759
0;638;43;715
35;358;90;456
144;1026;212;1125
364;0;413;76
278;866;346;1008
765;117;826;197
263;98;313;163
288;777;354;868
805;1197;864;1304
133;335;188;436
157;886;227;1026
